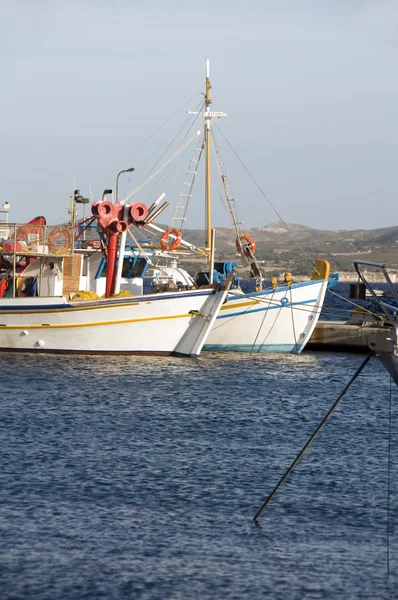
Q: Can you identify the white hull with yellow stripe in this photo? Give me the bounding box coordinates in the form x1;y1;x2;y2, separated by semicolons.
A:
0;287;228;356
205;263;330;354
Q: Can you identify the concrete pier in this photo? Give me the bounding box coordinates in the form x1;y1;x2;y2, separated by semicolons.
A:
305;320;391;353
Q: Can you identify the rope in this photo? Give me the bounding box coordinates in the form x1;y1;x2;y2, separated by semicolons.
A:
227;289;325;315
126;228;154;266
289;285;299;352
249;289;275;354
211;129;255;272
210;301;256;332
141;98;205;185
236;286;388;324
121;131;201;204
91;92;201;193
257;305;284;352
214;124;318;271
209;291;327;335
327;289;386;321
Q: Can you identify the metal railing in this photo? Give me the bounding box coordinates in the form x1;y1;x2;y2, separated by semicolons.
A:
0;222;75;298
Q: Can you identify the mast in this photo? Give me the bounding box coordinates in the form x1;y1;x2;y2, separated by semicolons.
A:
188;61;226;256
205;59;212;252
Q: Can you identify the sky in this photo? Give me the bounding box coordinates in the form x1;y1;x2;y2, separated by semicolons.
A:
1;0;397;231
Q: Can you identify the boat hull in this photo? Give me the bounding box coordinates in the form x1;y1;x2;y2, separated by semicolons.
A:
204;278;328;354
0;289;222;356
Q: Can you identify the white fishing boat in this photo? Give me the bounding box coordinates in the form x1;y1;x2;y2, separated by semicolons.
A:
206;259;330;353
0;196;230;356
124;60;331;353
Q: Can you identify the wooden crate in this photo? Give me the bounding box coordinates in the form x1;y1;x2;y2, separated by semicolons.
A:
62;255;82;296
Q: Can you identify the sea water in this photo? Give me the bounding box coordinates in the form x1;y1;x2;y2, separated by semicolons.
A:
0;347;397;599
0;283;397;598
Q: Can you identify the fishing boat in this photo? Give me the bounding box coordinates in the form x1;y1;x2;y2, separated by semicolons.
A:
0;193;230;356
124;60;332;353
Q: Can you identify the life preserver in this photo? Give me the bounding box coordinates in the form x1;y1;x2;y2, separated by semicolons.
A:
236;234;256;257
48;227;72;251
160;228;182;251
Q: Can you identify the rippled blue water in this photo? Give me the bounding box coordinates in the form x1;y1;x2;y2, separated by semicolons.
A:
1;348;397;599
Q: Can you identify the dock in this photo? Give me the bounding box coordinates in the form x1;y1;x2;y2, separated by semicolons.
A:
305;320;391;353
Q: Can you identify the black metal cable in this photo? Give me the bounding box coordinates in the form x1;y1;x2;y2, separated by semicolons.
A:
387;376;392;575
253;352;373;520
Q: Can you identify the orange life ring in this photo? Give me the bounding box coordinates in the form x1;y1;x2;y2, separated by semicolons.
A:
48;227;72;251
236;234;256;257
160;228;182;251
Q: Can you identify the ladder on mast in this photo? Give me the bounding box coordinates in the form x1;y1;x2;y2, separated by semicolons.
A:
171;140;203;232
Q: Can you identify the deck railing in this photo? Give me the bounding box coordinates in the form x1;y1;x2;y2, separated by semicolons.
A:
0;222;76;297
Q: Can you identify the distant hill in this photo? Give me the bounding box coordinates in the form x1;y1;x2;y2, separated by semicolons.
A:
173;221;398;277
81;219;398;278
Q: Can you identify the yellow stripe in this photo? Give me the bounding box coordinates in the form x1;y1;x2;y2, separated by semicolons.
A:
220;300;259;311
0;313;192;330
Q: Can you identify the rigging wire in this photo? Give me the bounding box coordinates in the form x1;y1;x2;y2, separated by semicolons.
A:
211;129;255;273
141;98;205;185
256;305;284;352
248;289;275;354
236;285;388;324
121;130;202;204
289;285;299;352
327;289;386;321
149;116;205;216
214;123;318;272
91;92;202;193
226;292;384;326
126;228;154;265
211;128;247;230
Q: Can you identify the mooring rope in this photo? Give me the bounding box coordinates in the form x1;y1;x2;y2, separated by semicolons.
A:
249;289;275;355
327;288;386;321
289;285;300;352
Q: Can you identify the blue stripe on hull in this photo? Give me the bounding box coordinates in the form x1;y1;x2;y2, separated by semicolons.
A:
227;279;322;298
203;343;304;354
217;298;317;319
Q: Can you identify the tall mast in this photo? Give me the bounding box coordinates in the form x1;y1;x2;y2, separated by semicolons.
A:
205;59;212;252
188;61;226;256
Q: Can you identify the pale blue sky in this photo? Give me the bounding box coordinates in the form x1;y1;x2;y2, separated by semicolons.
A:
1;0;397;230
